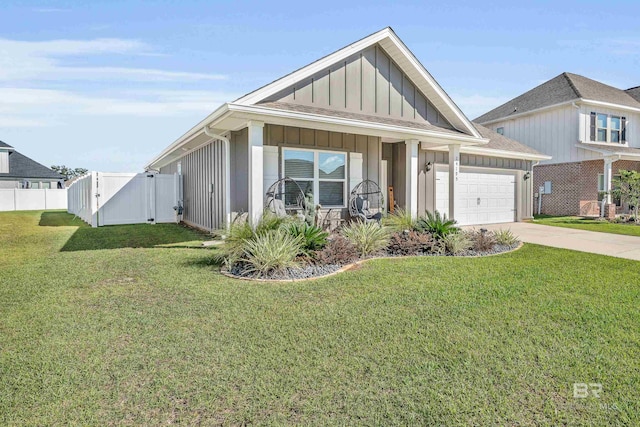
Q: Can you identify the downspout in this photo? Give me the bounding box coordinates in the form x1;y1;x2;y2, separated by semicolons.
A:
203;125;231;228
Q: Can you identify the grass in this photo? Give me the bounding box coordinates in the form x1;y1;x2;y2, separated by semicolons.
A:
1;210;639;425
534;214;640;237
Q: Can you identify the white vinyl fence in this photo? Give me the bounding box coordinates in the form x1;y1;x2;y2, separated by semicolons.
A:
67;172;181;227
0;188;68;212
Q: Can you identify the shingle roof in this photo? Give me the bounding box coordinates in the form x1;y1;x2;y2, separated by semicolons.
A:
475;72;640;124
0;148;64;180
626;86;640;102
472;123;546;156
256;101;464;136
0;140;14;149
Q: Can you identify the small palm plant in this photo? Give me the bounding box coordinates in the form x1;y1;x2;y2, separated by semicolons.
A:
242;229;304;276
284;222;329;254
416;210;459;239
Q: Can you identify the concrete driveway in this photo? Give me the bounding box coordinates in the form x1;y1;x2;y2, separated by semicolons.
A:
470;222;640;261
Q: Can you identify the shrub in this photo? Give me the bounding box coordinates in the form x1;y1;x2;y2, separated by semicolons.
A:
341;221;390;257
383;208;417;232
314;235;359;266
467;229;496;252
416;210;459;239
441;232;471;255
215;213;294;266
493;228;519;246
284;222;329;254
387;231;434;256
242;229;304;276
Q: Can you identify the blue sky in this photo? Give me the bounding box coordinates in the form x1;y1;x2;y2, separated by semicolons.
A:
1;0;639;172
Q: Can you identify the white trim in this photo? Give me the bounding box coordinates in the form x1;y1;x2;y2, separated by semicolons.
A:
477;100;578;125
478;98;640;126
229;103;486;144
282;147;347;209
234;27;481;139
461;145;551;161
575;144;640;160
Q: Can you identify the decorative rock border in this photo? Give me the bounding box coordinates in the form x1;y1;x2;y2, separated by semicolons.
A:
220;242;524;283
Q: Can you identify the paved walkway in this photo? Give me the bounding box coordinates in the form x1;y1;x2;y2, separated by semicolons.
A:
469;222;640;261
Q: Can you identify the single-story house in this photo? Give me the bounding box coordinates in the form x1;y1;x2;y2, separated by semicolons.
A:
0;141;64;189
146;27;550;231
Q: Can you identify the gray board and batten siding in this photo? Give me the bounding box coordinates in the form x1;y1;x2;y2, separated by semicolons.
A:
261;44;454;131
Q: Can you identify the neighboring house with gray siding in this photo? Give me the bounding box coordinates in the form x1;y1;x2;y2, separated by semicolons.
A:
146;27;549;231
476;73;640;217
0;141;64;189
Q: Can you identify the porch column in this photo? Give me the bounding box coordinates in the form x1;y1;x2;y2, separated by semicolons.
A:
405;140;419;217
247;121;265;225
604;158;613;205
448;144;460;220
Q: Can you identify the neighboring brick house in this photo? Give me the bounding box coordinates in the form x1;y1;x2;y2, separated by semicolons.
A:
0;141;64;189
475;73;640;217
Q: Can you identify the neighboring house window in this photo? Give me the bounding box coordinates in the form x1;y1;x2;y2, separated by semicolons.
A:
283;148;346;208
42;182;50;189
597;173;622;205
496;127;504;135
590;112;626;144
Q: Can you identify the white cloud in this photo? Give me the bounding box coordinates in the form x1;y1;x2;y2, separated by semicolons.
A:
0;88;239;127
0;38;227;82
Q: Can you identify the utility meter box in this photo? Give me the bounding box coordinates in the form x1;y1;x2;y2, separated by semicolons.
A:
543;181;552;194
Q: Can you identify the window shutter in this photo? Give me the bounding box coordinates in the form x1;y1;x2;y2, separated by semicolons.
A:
263;146;279;204
589;112;596;141
621;117;627;143
349;152;363;192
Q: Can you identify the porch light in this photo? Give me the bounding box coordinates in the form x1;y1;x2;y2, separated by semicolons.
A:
523;171;531;181
425;161;433;172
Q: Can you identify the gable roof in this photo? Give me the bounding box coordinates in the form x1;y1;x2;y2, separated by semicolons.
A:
0;148;63;180
626;86;640;102
234;27;481;139
472;123;547;157
475;72;640;124
0;141;14;149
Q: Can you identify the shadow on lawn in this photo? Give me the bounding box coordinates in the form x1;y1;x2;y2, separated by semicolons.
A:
39;212;210;252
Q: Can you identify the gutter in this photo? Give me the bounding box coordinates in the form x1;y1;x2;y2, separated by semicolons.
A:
203;126;232;228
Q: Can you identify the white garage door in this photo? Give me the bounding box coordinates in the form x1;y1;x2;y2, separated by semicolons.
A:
435;169;516;226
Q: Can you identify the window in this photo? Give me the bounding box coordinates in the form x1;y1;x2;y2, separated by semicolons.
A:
591;112;626;144
610;116;621;143
597;173;622;205
596;114;607;142
283;148;346;207
42;182;50;189
496;127;504;135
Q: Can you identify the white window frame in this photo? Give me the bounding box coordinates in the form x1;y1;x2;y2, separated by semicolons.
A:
282;147;347;208
593;112;624;144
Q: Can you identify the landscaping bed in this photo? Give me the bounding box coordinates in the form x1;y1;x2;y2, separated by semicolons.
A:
218;210;521;281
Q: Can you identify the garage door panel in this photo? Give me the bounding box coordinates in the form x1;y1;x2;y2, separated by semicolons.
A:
435;169;515;226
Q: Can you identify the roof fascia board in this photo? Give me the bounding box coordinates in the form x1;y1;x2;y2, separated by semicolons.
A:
580;99;640;114
575;143;640;160
234;29;390;106
229;103;487;144
383;31;481;138
145;104;231;169
478;99;578;125
462;146;551;161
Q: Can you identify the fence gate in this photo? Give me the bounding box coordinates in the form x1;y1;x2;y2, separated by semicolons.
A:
96;173;180;227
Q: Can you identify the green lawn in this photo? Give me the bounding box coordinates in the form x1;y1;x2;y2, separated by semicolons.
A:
534;215;640;237
1;211;639;425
